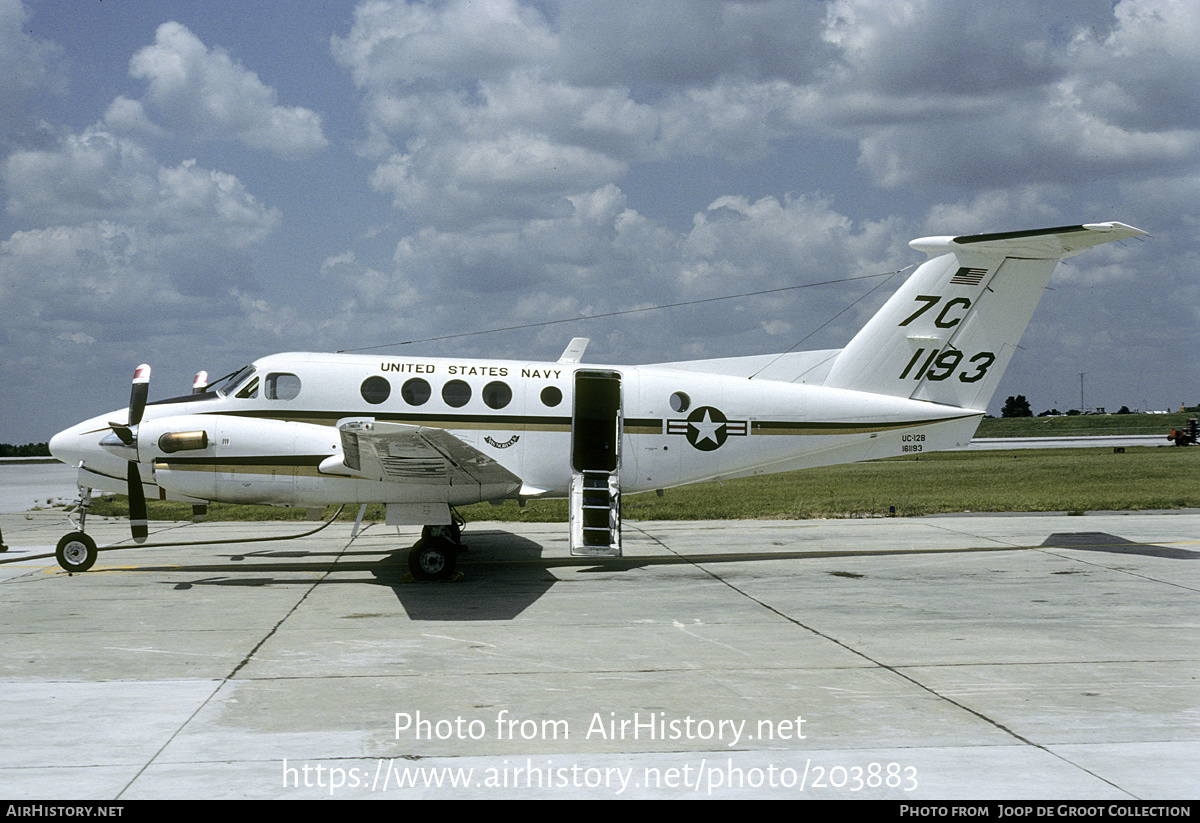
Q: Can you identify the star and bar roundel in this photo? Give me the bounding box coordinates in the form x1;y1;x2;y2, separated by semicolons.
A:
666;406;748;451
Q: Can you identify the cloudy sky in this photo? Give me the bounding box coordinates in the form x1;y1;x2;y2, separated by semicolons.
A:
1;0;1196;445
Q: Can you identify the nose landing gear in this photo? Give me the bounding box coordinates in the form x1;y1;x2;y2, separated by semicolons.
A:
56;532;98;573
56;486;97;572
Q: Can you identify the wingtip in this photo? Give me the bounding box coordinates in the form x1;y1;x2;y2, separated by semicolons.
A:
1082;221;1147;238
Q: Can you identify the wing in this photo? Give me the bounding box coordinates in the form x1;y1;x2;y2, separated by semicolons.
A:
329;418;522;494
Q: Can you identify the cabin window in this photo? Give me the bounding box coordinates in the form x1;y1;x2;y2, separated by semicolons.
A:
442;379;471;408
540;386;563;407
361;376;391;405
401;377;431;406
482;381;512;409
265;373;301;401
670;391;690;413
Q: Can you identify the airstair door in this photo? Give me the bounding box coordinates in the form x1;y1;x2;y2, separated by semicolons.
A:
569;370;621;557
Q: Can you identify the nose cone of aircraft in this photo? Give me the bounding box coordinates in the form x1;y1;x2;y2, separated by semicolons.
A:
49;414;128;476
49;424;83;467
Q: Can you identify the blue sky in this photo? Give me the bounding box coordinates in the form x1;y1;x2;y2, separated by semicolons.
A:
2;0;1197;445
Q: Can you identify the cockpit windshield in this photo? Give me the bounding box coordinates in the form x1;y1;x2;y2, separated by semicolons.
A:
212;365;256;397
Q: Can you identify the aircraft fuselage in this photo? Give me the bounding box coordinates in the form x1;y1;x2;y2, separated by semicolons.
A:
50;350;980;511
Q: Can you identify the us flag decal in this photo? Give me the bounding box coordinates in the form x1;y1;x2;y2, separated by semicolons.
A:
950;266;988;285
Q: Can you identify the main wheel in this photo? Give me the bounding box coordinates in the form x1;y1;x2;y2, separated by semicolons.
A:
408;539;458;582
56;532;98;573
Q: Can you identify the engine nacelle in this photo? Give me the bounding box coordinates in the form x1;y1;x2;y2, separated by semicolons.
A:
138;413;510;508
141;414;341;504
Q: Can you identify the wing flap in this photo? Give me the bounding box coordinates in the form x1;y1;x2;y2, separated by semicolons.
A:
331;419;522;493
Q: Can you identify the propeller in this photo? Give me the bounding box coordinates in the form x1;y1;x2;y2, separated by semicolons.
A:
127;462;148;543
106;364;149;446
101;365;151;543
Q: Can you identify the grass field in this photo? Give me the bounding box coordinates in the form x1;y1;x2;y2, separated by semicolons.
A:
77;445;1200;523
975;411;1193;438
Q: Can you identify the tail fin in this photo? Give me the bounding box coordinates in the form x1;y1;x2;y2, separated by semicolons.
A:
823;222;1145;410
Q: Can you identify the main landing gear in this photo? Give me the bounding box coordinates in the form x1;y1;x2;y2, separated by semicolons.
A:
408;521;465;582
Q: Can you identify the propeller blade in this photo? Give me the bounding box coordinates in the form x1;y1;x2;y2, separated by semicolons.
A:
129;364;151;427
108;424;135;446
127;462;148;544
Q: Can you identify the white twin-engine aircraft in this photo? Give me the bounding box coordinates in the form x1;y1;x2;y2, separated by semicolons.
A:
49;222;1145;579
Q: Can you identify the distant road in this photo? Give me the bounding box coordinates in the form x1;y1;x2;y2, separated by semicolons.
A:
968;434;1166;450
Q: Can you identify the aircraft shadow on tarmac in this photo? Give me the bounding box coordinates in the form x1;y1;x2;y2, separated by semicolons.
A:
141;530;559;620
82;525;1199;621
1039;531;1200;560
155;529;680;620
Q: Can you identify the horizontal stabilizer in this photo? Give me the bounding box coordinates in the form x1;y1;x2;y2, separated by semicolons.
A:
656;349;841;383
909;222;1146;260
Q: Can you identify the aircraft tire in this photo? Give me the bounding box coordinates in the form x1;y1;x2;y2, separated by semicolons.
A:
56;532;98;573
409;538;457;582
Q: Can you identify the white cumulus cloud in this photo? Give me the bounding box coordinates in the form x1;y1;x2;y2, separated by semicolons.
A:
114;21;328;158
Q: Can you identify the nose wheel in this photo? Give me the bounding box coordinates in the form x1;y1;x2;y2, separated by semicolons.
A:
56;532;98;573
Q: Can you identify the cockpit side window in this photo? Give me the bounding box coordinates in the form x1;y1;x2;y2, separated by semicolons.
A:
235;376;259;399
265;373;301;400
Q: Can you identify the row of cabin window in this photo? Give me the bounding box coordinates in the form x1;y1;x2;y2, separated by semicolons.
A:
248;373;695;415
233;372;565;410
361;376;563;410
239;373;695;415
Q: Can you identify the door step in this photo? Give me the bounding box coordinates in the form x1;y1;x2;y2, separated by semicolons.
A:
569;469;620;557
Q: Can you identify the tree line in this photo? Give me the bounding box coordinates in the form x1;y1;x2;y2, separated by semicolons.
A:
0;442;51;457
